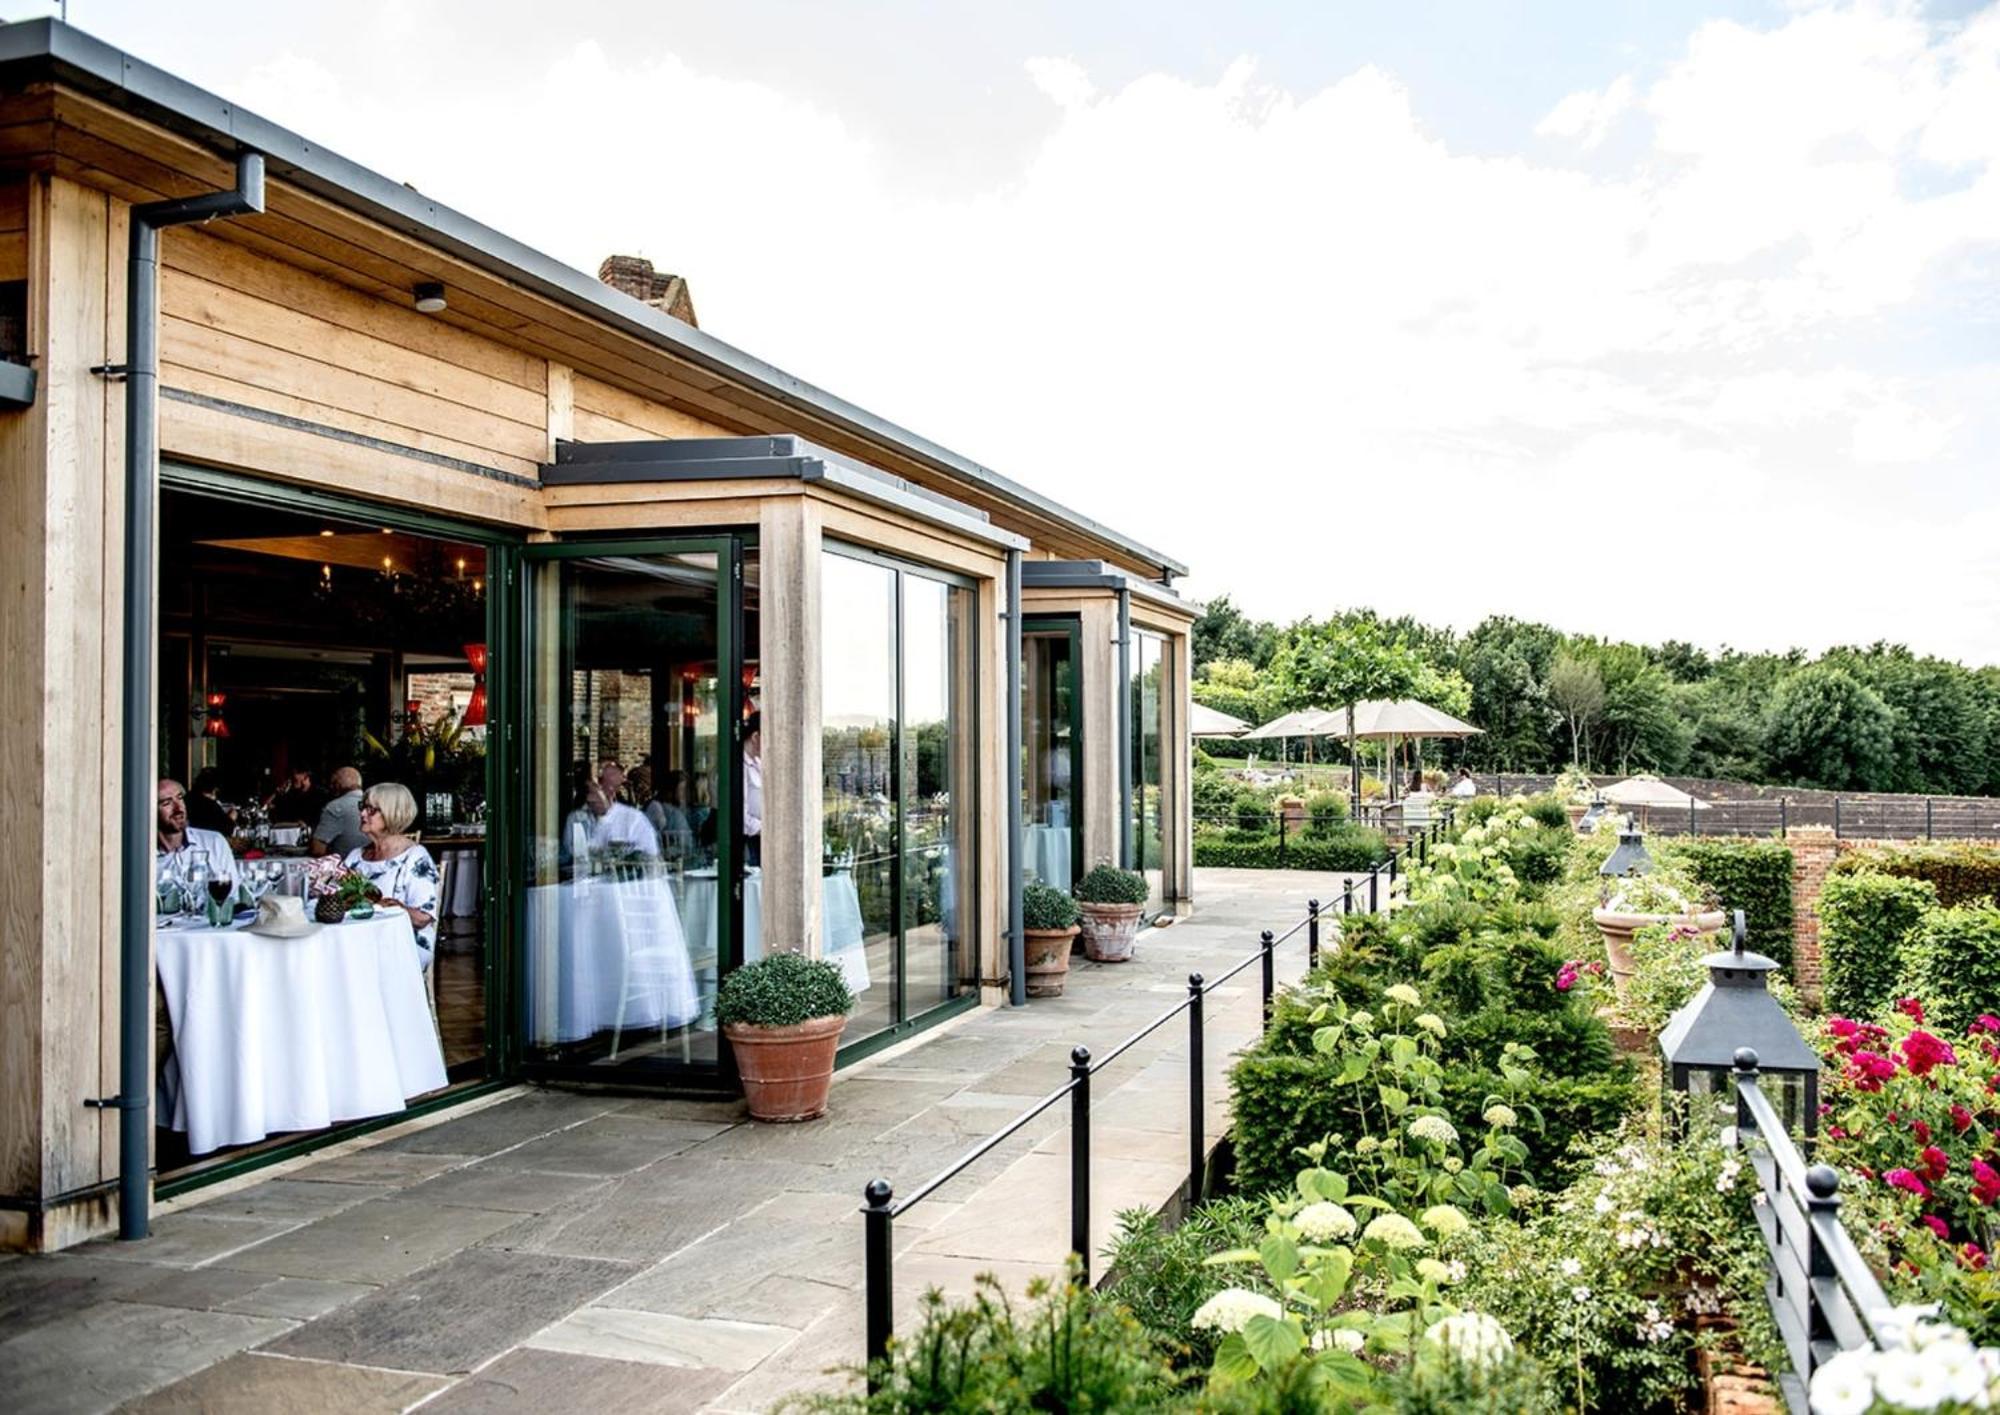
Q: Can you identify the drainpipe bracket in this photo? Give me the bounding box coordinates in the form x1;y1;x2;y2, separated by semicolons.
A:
85;1094;145;1110
90;363;130;380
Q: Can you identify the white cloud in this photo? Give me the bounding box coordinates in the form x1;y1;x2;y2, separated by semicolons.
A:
221;2;2000;661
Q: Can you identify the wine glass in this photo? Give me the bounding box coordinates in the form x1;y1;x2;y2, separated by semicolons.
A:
185;859;210;918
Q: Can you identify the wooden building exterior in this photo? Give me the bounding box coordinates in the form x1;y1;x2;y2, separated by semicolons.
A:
0;20;1194;1251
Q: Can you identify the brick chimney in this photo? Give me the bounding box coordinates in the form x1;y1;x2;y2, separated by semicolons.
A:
597;255;698;328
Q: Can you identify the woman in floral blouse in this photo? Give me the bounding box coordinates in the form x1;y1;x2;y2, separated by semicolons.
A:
343;781;441;970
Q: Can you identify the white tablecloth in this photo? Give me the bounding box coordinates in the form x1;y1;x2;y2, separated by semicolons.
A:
1025;825;1072;889
155;911;447;1156
524;873;701;1045
679;869;871;993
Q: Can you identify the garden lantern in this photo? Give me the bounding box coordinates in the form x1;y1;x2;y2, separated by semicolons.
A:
1599;814;1652;877
1659;911;1820;1137
1576;793;1607;835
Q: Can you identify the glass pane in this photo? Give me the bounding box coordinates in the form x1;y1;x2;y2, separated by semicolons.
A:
902;575;974;1018
525;551;721;1070
1131;630;1169;911
741;546;763;962
1023;627;1078;889
821;552;897;1045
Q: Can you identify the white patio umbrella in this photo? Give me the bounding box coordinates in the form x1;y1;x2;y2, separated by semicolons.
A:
1190;702;1249;738
1239;708;1339;767
1600;775;1709;830
1339;699;1483;800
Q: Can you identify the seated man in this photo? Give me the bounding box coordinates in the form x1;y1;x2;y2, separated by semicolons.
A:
566;781;662;868
310;765;368;858
157;778;237;888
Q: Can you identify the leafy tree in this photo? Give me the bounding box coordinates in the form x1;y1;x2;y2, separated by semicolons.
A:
1592;644;1691;775
1192;656;1271;727
1454;616;1560;771
1762;664;1896;790
1546;652;1604;769
1191;594;1278;670
1268;616;1424;802
1650;639;1713;683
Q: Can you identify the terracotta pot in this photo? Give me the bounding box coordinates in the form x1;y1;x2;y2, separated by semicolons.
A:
1024;925;1079;997
1078;901;1144;963
1590;907;1728;1001
723;1013;846;1122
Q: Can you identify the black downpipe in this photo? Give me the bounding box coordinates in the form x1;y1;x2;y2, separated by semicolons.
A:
115;154;266;1240
1005;551;1025;1006
1116;588;1132;869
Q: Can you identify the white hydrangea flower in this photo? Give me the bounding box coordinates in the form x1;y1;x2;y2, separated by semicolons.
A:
1333;1328;1365;1353
1421;1203;1470;1238
1415;1012;1448;1038
1571;1285;1592;1304
1483;1104;1517;1128
1415;1257;1453;1284
1423;1311;1514;1371
1190;1287;1283;1334
1443;1156;1464;1174
1408;1115;1459;1146
1350;1010;1375;1031
1559;1257;1582;1278
1872;1347;1951;1411
1363;1213;1426;1250
1293;1202;1357;1242
1806;1349;1877;1415
1385;983;1422;1008
1593;1192;1615;1216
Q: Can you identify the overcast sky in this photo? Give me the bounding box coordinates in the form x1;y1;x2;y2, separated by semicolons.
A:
17;1;2000;661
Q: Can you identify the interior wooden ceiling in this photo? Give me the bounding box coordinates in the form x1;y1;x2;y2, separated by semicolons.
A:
0;81;1140;571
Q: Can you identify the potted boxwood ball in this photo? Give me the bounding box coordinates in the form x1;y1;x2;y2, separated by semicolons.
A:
1022;881;1081;997
1074;864;1149;963
717;952;854;1122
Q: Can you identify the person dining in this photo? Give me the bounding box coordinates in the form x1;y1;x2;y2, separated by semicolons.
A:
157;778;237;888
342;782;440;972
266;767;325;825
743;712;764;866
565;779;662;867
186;768;237;835
311;766;368;858
645;768;696;860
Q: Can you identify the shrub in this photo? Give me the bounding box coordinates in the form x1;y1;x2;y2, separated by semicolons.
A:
1818;871;1937;1019
1673;838;1795;966
1621;921;1715;1034
1304;792;1348;834
1076;863;1149;905
1105;1198;1268;1366
1832;842;2000;908
1193;769;1240;820
1898;904;2000;1034
1023;880;1080;931
715;951;852;1027
1234;792;1275;835
1192;827;1389;873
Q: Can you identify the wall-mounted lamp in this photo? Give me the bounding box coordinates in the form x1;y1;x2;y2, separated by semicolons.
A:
413;281;448;314
462;643;488;728
195;691;229;739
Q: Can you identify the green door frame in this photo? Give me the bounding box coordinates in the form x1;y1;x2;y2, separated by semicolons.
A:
1023;614;1084;888
515;534;742;1089
153;464;523;1198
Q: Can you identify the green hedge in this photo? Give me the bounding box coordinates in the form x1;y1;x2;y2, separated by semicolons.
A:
1898;904;2000;1033
1831;842;2000;909
1818;871;1936;1019
1673;838;1795;966
1192;826;1388;872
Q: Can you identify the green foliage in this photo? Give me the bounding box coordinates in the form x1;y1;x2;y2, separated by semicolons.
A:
1833;842;2000;908
1267;616;1424;737
797;1266;1181;1413
1304;793;1348;834
1193;828;1389;873
1818;871;1937;1019
1670;837;1795;966
1761;662;1896;790
1898;904;2000;1034
714;951;853;1027
1194;595;1280;671
1107;1199;1270;1367
1023;880;1080;932
1076;863;1149;905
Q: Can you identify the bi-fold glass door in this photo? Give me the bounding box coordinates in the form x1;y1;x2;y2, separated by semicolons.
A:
1023;617;1082;890
519;537;741;1081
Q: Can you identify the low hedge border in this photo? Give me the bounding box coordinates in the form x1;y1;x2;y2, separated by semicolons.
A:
1830;842;2000;908
1192;827;1388;872
1672;838;1795;966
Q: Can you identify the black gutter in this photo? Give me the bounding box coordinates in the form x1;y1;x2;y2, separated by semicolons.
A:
0;18;1185;580
1005;550;1025;1006
101;152;266;1240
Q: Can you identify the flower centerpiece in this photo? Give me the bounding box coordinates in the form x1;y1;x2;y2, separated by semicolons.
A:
715;951;853;1122
1074;863;1149;963
1022;881;1081;997
311;867;380;924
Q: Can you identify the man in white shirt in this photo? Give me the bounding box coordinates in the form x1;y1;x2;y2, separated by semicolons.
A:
157;778;237;887
743;713;763;866
572;782;661;862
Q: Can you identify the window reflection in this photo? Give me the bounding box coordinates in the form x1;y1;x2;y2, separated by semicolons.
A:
1023;625;1079;889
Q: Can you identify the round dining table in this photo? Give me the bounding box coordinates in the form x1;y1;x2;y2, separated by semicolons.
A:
677;867;871;994
522;870;701;1046
154;909;447;1156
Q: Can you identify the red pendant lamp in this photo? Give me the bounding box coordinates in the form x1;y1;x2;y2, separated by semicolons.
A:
462;643;488;727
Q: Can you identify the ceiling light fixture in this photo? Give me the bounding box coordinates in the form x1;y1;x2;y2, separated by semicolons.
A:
413;281;447;314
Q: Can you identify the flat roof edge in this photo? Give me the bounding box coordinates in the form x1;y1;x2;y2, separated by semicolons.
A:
0;19;1185;578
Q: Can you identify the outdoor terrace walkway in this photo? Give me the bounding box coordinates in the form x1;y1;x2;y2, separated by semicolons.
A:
0;868;1347;1413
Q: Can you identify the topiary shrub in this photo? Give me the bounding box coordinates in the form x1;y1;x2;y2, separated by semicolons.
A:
1672;838;1795;966
715;951;853;1027
1831;842;2000;909
1075;863;1148;906
1233;791;1274;835
1304;792;1348;835
1192;827;1389;872
1023;880;1080;931
1818;871;1936;1019
1897;904;2000;1033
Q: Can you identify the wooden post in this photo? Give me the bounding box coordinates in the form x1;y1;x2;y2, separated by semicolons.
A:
757;497;822;955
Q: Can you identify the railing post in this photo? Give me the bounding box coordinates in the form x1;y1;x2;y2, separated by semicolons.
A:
1369;866;1379;914
1070;1045;1092;1283
1342;882;1353;917
1418;830;1427;866
1926;797;1934;839
863;1179;895;1389
1780;797;1787;838
1278;810;1287;866
1733;1047;1760;1142
1833;798;1841;839
1388;847;1398;886
1259;929;1276;1024
1307;899;1320;970
1802;1164;1843;1381
1689;797;1697;837
1187;974;1205;1208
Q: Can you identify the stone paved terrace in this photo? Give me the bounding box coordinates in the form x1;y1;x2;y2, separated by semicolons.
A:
0;868;1356;1414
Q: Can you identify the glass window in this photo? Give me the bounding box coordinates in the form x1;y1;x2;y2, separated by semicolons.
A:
1023;623;1080;889
1131;628;1173;911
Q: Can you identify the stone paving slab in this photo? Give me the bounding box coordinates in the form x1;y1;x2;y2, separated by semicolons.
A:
0;868;1351;1412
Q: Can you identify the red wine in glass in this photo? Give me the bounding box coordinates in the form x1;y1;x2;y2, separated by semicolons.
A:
208;879;233;906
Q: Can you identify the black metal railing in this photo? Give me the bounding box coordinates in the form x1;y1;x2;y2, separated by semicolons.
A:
1731;1050;1890;1413
857;815;1452;1386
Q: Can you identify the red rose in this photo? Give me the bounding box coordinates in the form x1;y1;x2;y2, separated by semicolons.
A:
1923;1215;1950;1241
1900;1030;1959;1078
1913;1119;1932;1144
1972;1015;2000;1035
1952;1105;1975;1134
1885;1167;1932;1199
1964;1243;1990;1271
1922;1146;1950;1180
1897;997;1926;1023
